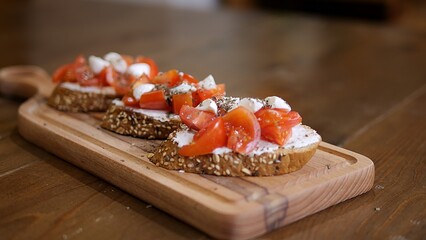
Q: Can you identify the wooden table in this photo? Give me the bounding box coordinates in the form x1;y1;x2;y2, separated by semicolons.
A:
0;0;425;239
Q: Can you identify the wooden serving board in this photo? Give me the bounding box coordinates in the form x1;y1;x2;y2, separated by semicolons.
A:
0;66;375;240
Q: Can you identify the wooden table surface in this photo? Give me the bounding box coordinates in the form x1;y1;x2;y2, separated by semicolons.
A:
1;0;425;239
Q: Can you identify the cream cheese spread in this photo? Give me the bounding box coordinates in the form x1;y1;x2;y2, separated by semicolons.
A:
61;82;116;95
112;99;179;122
173;124;321;156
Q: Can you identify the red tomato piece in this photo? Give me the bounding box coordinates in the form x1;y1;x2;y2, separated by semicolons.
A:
223;106;260;154
136;56;159;80
255;109;302;129
172;93;193;114
178;117;227;156
139;90;169;110
179;105;217;131
152;69;179;85
182;73;199;84
105;67;133;95
193;84;225;105
255;109;301;145
52;63;75;83
261;125;293;145
94;68;109;86
122;93;139;108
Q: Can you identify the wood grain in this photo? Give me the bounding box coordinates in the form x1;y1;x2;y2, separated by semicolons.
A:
1;0;426;239
16;95;374;239
0;67;374;239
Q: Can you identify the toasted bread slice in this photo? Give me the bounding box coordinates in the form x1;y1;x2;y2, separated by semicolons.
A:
48;82;116;112
149;125;321;176
101;100;181;139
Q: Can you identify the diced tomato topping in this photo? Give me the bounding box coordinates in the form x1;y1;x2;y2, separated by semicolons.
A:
178;118;227;156
193;84;225;106
172;93;193;114
182;73;199;84
95;68;109;86
122;93;139;108
74;56;97;86
222;106;260;154
255;109;302;145
52;64;75;83
255;109;301;129
179;105;217;131
261;125;293;146
105;67;134;95
131;75;151;89
136;56;159;79
152;69;179;85
139;90;169;110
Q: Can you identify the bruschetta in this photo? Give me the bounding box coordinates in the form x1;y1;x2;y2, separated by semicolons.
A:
149;96;321;176
48;52;158;112
100;70;226;139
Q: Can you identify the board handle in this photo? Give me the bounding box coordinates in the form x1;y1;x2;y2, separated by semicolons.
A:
0;65;53;99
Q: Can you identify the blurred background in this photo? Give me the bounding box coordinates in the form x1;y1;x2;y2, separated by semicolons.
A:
1;0;425;145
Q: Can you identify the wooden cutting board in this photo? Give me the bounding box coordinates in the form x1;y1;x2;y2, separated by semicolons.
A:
0;66;375;240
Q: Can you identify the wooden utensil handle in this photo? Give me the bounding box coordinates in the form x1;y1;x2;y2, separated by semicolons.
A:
0;65;53;99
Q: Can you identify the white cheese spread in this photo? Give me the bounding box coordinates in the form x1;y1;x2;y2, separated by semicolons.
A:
196;99;218;115
238;98;264;113
127;63;151;78
133;83;155;100
88;56;110;74
61;82;116;95
104;52;127;73
172;124;321;156
170;83;196;95
264;96;291;111
198;75;216;90
112;100;179;122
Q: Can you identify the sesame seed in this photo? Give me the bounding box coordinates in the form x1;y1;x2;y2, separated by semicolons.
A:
242;168;251;175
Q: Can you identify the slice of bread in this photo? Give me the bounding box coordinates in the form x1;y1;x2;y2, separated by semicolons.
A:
149;125;321;176
101;101;181;139
48;83;116;112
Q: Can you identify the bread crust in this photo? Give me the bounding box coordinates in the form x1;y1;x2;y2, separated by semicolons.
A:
100;104;181;139
47;84;116;112
149;127;321;177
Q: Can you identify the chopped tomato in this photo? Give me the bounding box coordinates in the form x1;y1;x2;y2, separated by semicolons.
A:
106;67;133;95
152;69;179;85
52;64;75;83
71;55;97;86
223;106;260;154
131;74;151;89
139;90;169;110
95;68;109;86
193;84;225;106
261;125;293;145
255;109;301;145
276;110;302;127
179;105;216;131
182;73;199;84
136;56;159;79
178;118;227;156
255;109;302;129
122;93;139;108
172;93;193;114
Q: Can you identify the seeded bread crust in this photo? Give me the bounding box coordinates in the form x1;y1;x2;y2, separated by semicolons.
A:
149;127;321;177
47;84;116;112
100;104;181;139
